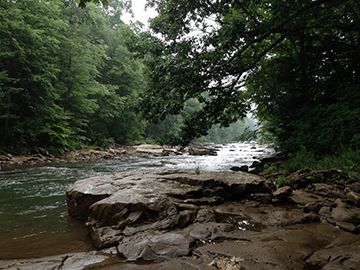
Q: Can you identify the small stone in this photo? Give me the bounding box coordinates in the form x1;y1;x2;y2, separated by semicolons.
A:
304;203;322;213
239;165;249;172
336;221;357;233
319;206;331;216
331;198;360;224
347;191;360;207
273;186;293;199
252;193;272;204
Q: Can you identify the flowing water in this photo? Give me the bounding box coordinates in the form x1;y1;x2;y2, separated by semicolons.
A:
0;142;275;259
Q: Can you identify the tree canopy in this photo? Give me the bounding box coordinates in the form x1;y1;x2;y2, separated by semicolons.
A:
1;0;359;154
134;0;360;153
0;0;146;152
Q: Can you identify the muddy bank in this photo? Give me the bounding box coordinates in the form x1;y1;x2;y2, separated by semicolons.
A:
2;168;360;269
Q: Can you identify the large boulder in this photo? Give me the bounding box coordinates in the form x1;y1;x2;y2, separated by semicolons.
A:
66;170;267;251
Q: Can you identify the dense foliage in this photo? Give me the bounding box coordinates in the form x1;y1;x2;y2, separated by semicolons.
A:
0;0;250;153
247;0;360;155
135;0;360;153
0;0;145;152
2;0;359;156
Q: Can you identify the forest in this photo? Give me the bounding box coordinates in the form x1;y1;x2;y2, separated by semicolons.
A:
0;0;250;154
1;0;359;158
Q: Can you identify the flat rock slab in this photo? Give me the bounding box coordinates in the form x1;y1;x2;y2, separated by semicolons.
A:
117;231;195;260
67;169;266;218
0;251;113;270
66;170;268;250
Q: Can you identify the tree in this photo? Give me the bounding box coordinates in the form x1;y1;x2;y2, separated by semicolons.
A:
134;0;359;152
80;2;147;146
0;0;73;149
0;0;147;151
247;0;360;154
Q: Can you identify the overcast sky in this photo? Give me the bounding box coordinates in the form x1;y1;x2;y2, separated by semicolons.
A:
122;0;157;27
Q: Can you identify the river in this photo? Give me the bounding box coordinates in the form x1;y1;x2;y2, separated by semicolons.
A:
0;142;275;259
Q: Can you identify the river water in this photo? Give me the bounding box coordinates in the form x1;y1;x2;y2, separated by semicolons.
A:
0;142;275;259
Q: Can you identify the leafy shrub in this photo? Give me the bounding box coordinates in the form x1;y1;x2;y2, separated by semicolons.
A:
281;147;360;180
275;176;290;186
282;146;317;171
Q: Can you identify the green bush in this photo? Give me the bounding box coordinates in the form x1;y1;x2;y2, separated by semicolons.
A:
281;147;360;177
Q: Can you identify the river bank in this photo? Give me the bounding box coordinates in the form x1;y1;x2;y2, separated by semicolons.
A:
0;145;137;170
0;142;274;170
0;143;231;169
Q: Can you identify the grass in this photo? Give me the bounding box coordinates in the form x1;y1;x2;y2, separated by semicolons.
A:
195;162;201;175
283;147;360;174
264;146;360;183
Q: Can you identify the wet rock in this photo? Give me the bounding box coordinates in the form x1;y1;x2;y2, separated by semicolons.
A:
66;175;123;218
0;146;131;169
248;167;263;175
273;186;293;199
318;206;332;217
230;165;248;172
67;170;267;250
213;201;319;229
287;189;323;207
193;208;217;223
205;223;360;270
5;223;360;270
184;222;237;240
37;147;49;156
336;221;357;232
188;147;218;156
0;251;111;270
250;152;287;170
261;143;275;148
116;231;195;260
304;202;322;213
288;169;313;189
306;231;360;269
0;154;11;161
348;182;360;193
331;198;360;225
86;226;124;249
134;144;168;156
251;193;272;203
313;183;346;199
347;191;360;207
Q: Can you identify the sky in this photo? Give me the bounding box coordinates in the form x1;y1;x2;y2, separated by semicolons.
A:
121;0;157;27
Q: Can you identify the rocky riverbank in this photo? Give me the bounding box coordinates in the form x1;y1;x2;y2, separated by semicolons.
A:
0;144;183;169
2;166;360;270
2;143;359;270
0;142;274;171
